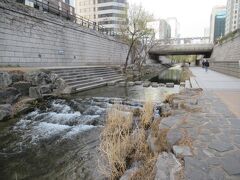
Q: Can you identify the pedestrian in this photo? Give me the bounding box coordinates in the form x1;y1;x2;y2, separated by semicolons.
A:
202;59;206;68
205;60;209;72
188;62;191;67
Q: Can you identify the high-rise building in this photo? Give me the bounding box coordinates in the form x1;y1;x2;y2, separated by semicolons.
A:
147;19;171;40
225;0;240;34
166;17;180;38
75;0;128;32
210;6;226;42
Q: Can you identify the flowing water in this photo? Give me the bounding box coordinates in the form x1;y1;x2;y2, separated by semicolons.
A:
150;65;184;84
0;85;180;180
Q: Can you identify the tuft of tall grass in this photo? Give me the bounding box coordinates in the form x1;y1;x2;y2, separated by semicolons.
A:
140;100;154;129
99;105;134;179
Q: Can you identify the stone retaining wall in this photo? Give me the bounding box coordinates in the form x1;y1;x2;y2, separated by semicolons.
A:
210;30;240;78
209;61;240;78
0;0;128;67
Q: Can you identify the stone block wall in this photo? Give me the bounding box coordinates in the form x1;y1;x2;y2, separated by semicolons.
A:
210;30;240;78
0;0;128;67
209;61;240;78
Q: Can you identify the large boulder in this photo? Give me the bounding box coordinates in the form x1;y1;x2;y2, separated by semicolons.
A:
11;81;31;96
154;152;182;180
0;87;21;104
9;70;24;83
29;87;42;99
0;72;12;89
0;104;12;121
24;71;51;86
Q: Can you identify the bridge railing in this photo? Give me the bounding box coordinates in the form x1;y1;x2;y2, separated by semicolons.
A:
155;37;210;45
16;0;117;36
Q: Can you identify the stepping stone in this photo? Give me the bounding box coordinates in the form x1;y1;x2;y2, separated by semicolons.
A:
180;82;186;87
208;141;234;152
127;82;135;86
151;82;159;88
143;81;151;87
166;83;174;88
173;146;193;157
134;81;142;85
159;83;165;87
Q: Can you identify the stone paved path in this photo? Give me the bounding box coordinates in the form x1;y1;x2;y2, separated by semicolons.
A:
179;68;240;179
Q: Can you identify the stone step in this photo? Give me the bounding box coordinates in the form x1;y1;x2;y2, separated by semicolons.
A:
56;69;119;77
66;74;124;86
50;66;114;72
74;78;124;92
72;76;124;90
61;71;119;80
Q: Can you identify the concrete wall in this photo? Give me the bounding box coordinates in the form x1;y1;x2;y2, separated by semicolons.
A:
210;30;240;78
0;0;128;67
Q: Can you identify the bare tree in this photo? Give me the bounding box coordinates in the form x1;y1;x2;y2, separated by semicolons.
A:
119;4;154;72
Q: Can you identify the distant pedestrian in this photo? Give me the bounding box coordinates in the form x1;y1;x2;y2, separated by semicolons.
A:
202;59;206;68
188;62;191;67
205;60;209;72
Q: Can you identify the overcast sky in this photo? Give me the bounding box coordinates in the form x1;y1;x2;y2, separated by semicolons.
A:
129;0;227;37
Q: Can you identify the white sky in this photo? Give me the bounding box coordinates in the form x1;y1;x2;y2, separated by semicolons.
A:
129;0;227;37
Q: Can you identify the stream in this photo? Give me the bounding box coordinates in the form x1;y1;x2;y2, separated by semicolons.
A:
0;69;182;180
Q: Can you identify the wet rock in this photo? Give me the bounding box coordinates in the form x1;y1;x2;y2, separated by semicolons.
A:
151;82;159;88
0;104;12;121
9;71;24;83
159;83;165;87
0;71;12;88
166;83;174;88
49;73;59;83
24;71;51;86
11;81;31;96
167;129;182;146
29;87;42;99
40;85;52;94
154;152;181;180
134;81;142;85
0;87;21;104
83;106;105;115
143;81;151;87
173;146;193;157
92;97;110;103
120;167;139;180
54;78;67;91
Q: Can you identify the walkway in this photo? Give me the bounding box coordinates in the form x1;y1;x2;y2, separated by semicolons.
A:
180;67;240;179
190;67;240;118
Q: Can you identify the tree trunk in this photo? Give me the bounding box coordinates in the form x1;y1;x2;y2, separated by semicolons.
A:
124;41;134;72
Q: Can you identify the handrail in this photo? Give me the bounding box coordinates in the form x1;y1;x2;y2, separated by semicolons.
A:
18;0;118;36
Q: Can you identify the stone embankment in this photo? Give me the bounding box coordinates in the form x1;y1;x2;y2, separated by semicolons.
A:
0;70;66;121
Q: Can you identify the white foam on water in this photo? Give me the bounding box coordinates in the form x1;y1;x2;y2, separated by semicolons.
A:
63;125;95;139
31;122;71;143
42;112;82;125
51;101;73;113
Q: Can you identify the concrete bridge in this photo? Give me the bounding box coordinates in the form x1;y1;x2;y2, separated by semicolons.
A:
149;43;214;59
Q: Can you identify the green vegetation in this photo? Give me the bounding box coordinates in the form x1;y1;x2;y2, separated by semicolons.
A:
167;55;197;63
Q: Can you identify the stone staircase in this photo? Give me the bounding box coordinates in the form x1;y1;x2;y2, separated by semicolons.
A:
49;66;125;93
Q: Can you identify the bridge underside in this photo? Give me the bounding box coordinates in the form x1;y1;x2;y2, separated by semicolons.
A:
149;44;214;59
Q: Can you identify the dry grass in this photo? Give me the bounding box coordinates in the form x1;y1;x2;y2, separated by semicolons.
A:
99;105;134;179
178;129;194;154
99;99;171;180
140;100;154;129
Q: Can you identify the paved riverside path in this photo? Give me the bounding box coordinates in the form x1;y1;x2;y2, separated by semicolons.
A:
179;67;240;179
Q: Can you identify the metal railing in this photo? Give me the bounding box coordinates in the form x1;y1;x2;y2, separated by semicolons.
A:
18;0;118;36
